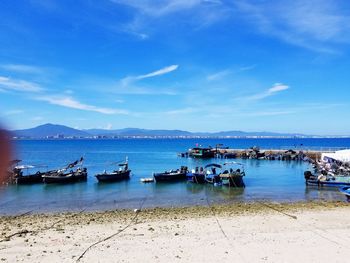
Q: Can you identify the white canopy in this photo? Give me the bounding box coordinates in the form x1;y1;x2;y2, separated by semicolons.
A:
321;149;350;163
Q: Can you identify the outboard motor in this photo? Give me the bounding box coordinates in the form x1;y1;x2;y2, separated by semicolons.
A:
304;171;313;180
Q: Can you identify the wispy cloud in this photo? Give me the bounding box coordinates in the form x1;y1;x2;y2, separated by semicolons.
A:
113;0;229;38
206;65;256;81
32;116;44;121
118;65;179;95
164;107;198;115
238;83;290;101
122;64;179;85
268;83;289;93
113;0;208;17
36;95;128;115
136;65;178;80
234;0;350;52
207;69;231;81
239;64;256;72
115;85;177;95
243;110;295;117
0;64;43;74
2;110;24;116
0;76;43;92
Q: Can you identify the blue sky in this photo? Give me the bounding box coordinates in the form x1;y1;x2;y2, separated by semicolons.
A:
0;0;350;135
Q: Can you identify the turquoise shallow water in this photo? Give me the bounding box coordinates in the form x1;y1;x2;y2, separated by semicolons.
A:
1;138;350;215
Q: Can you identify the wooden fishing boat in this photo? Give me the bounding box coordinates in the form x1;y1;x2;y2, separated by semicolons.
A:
43;168;87;184
12;164;49;184
304;171;350;187
153;166;188;182
189;147;215;158
95;158;131;182
339;186;350;201
186;167;206;184
96;170;130;182
219;162;246;187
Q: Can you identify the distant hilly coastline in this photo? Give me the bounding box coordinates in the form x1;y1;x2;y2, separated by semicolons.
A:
9;123;315;139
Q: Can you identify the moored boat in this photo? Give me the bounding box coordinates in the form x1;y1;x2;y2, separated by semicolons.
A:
153;166;188;182
42;157;87;184
304;171;350;187
204;163;222;184
11;164;50;185
95;158;131;182
186;166;206;184
43;167;87;184
219;162;246;187
189;147;215;158
339;186;350;201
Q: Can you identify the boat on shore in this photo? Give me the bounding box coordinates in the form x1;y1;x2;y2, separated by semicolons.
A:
95;158;131;182
153;166;188;182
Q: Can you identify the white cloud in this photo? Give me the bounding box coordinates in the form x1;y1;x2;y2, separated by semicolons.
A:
36;95;128;115
0;76;43;92
119;65;179;94
135;65;179;80
207;69;231;81
239;65;256;72
112;0;204;17
268;83;289;93
32;116;44;121
243;110;295;117
234;0;350;52
115;85;177;95
238;83;290;101
113;0;228;38
164;107;198;115
0;64;43;74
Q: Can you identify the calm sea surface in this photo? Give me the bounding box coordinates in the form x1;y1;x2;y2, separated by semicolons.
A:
1;138;350;215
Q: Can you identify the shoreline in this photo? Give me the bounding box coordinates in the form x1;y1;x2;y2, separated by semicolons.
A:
1;200;350;262
1;199;348;220
0;199;348;218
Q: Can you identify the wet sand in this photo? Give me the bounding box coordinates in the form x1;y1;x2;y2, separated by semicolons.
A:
1;201;350;262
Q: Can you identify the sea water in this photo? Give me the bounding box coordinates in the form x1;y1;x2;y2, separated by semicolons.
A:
1;138;350;215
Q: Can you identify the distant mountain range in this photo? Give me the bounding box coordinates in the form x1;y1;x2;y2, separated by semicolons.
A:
11;123;309;138
13;124;90;138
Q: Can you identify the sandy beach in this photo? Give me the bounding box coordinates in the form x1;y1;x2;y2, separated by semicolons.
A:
1;201;350;263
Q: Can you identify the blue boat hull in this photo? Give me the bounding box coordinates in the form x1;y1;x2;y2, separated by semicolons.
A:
186;173;206;184
306;179;350;187
339;186;350;201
